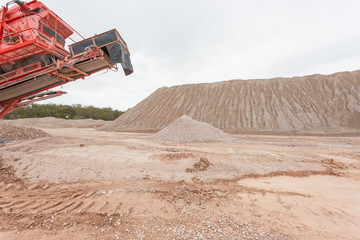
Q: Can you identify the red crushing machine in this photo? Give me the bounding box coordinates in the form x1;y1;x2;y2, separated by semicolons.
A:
0;0;133;119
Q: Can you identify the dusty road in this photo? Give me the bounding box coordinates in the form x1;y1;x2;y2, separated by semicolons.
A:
0;126;359;239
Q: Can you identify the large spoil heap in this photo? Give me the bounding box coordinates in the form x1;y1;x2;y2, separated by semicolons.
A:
101;70;360;132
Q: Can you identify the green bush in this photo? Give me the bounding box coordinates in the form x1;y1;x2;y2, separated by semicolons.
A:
4;103;124;121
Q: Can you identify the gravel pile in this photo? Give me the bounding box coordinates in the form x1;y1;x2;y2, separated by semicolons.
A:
101;70;360;133
0;122;50;141
148;115;235;143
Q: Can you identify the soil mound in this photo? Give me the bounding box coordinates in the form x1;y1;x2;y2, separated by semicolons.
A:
186;157;211;172
0;122;50;140
148;115;235;143
101;70;360;133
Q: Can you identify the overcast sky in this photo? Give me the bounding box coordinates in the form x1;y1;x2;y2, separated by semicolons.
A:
41;0;360;110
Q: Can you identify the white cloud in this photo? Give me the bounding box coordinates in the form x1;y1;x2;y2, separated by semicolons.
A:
41;0;360;110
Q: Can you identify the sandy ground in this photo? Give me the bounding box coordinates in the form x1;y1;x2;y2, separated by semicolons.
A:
0;126;359;239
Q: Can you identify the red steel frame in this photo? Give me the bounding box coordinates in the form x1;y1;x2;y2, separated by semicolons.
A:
0;0;116;119
0;47;112;119
0;90;66;118
0;1;79;64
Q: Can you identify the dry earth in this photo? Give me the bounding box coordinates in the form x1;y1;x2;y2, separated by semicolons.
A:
101;70;360;133
0;119;359;239
5;117;106;129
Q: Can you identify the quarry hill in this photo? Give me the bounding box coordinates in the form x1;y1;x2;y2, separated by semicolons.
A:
101;70;360;132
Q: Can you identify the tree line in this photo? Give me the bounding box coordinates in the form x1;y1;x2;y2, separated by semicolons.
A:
4;104;125;121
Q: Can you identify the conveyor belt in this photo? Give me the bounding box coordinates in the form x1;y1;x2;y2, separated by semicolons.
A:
0;55;114;105
0;74;63;104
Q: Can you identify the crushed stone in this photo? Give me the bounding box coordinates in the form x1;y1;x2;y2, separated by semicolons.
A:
0;122;50;141
148;115;235;143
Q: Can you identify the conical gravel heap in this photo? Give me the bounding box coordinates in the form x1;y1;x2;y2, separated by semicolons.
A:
148;115;235;143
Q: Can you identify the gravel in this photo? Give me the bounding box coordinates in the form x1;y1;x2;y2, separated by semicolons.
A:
148;115;235;143
0;122;50;141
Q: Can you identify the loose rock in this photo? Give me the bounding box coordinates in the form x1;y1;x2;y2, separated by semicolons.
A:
0;122;50;141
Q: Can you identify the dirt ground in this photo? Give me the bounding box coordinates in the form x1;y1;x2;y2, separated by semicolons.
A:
0;126;359;239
